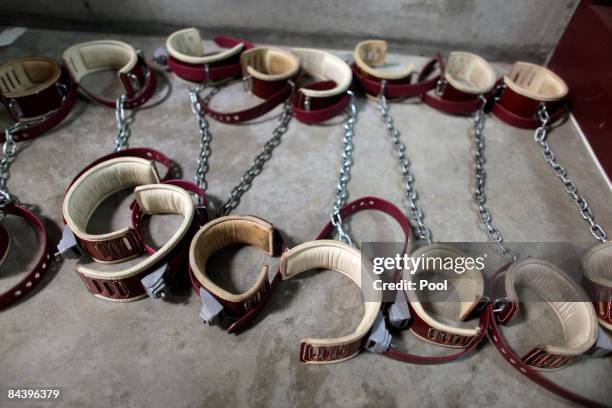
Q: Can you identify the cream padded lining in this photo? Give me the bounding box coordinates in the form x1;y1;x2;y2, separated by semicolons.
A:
241;47;300;82
582;242;612;331
291;48;352;98
444;51;495;95
503;61;568;102
63;40;137;82
189;215;275;302
505;258;598;355
166;27;244;65
582;242;612;288
404;243;484;337
280;240;381;349
353;40;414;80
76;184;194;279
0;58;61;98
63;157;160;241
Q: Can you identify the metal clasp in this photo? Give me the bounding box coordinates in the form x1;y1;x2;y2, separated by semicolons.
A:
379;79;387;99
242;74;252;93
303;95;311;111
204;64;211;84
330;212;352;246
492;296;510;313
435;78;447;97
7;99;23;120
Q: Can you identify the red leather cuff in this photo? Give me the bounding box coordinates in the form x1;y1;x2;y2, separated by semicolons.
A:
1;67;77;143
0;204;51;311
491;81;568;129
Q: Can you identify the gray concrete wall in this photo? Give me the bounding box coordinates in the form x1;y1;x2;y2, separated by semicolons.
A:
1;0;578;62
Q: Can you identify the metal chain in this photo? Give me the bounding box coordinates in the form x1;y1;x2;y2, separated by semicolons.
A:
473;96;517;262
0;125;21;221
219;94;293;216
114;94;132;151
534;104;608;242
378;89;432;243
330;91;358;245
189;85;218;204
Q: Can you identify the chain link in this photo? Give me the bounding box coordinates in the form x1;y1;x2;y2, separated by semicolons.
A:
473;96;517;262
219;93;293;216
534;104;608;242
329;91;357;245
189;86;218;204
378;89;432;243
114;94;132;151
0;125;21;220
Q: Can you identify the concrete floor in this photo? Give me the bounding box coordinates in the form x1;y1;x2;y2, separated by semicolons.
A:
0;29;611;408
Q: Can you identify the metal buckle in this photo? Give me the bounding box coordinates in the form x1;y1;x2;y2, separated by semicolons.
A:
7;99;23;120
242;75;252;93
492;296;510;313
303;95;311;111
126;72;142;95
493;83;505;101
204;64;211;84
365;312;392;353
435;78;447;97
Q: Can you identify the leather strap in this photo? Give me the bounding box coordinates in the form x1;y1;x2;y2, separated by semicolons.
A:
0;58;77;143
290;48;353;124
63;40;157;109
189;215;284;333
316;196;411;246
491;62;568;129
0;224;8;266
0;204;51;311
166;28;254;83
204;82;291;123
422;51;496;115
201;46;299;123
